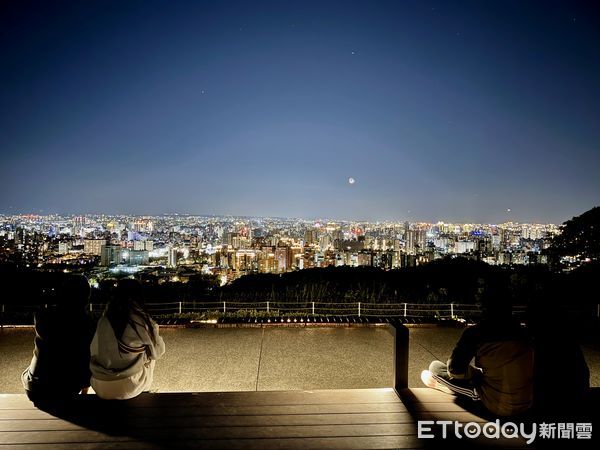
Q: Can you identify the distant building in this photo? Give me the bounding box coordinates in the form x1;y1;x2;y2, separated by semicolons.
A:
319;234;332;251
304;229;318;246
58;241;71;254
405;230;416;255
223;232;238;246
126;250;149;266
100;244;122;266
133;240;153;251
231;235;249;249
455;241;476;254
275;246;290;272
84;239;106;256
168;247;178;268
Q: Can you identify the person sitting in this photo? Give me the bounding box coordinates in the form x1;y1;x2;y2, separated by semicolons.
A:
421;280;534;417
22;275;96;405
527;287;590;416
90;279;165;400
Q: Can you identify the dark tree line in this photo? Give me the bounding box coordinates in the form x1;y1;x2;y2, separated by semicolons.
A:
546;206;600;266
219;259;500;304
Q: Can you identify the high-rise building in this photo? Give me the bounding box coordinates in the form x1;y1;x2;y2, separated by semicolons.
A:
231;235;249;249
58;241;71;254
84;239;106;256
126;250;149;266
275;246;290;273
73;216;85;237
304;229;318;246
100;245;122;267
319;234;332;251
405;230;416;255
455;241;476;254
133;240;154;251
223;232;238;246
168;247;178;268
416;230;427;252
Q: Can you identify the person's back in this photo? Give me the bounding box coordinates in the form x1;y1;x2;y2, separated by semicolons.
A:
22;275;96;403
449;319;534;416
422;278;534;417
90;280;165;400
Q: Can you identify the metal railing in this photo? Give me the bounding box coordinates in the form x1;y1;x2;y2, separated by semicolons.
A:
0;301;532;320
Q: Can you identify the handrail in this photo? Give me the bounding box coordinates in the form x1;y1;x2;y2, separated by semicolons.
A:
0;301;594;320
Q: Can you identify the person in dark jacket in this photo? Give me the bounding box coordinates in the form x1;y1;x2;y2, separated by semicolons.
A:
21;275;96;405
527;287;590;415
421;280;534;417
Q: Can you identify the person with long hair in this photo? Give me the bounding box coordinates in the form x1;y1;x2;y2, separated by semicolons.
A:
22;274;96;406
90;279;165;399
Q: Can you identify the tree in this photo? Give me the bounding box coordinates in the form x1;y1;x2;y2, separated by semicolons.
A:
548;206;600;264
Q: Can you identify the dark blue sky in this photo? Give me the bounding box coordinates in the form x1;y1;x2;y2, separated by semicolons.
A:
1;1;599;223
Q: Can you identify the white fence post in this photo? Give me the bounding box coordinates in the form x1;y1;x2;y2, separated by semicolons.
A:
178;302;182;314
89;303;93;312
312;302;315;315
450;303;454;318
358;302;361;317
266;301;270;313
403;303;407;317
223;302;226;313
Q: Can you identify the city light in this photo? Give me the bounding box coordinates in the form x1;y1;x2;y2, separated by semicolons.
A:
0;213;562;286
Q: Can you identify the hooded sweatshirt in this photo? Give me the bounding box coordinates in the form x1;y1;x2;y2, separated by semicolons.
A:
90;314;165;381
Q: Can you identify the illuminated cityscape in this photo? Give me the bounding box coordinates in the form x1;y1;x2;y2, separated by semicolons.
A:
0;213;560;285
0;1;598;447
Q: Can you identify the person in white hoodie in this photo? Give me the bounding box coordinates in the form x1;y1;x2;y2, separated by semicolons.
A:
90;279;165;400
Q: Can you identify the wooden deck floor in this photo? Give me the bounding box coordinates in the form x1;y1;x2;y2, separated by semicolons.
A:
0;388;551;449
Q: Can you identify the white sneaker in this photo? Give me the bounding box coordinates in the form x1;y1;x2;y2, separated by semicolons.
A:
420;370;453;395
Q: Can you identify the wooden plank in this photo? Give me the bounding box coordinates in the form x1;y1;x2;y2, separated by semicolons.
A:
408;401;481;412
0;388;534;449
411;411;489;423
0;389;401;409
0;423;418;444
411;407;490;423
0;412;417;432
0;401;408;420
400;388;457;403
0;434;426;450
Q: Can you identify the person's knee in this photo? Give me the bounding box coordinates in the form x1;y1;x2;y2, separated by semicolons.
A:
428;360;447;376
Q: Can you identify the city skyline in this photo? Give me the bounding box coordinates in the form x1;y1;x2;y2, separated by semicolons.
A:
1;211;561;282
1;1;599;224
0;210;565;226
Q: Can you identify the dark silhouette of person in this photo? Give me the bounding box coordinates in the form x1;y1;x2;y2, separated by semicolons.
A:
422;279;534;417
21;274;96;405
527;292;590;416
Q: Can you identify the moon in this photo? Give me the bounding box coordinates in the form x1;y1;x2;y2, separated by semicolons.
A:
348;177;355;184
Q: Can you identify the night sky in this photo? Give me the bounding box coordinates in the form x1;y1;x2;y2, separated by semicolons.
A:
1;1;599;223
